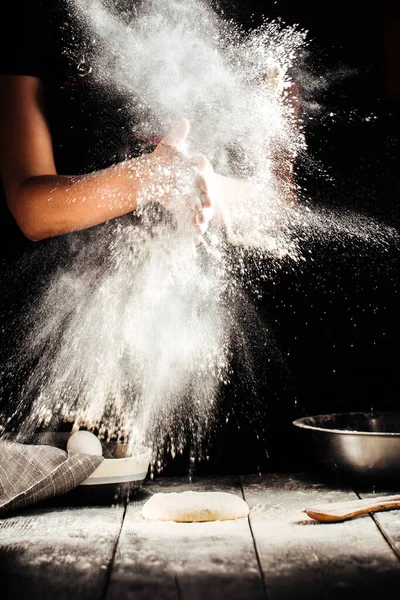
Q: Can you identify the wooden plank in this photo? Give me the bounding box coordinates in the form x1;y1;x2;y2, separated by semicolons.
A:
106;476;265;600
356;486;400;560
0;495;126;600
242;472;400;599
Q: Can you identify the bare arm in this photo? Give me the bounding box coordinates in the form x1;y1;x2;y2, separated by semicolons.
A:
0;76;213;241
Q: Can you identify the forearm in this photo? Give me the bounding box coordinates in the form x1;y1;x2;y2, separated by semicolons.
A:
10;155;154;241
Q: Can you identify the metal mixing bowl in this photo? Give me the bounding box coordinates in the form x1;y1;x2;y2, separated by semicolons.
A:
293;412;400;483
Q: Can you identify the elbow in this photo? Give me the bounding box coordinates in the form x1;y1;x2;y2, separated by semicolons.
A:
23;230;46;243
14;211;53;242
5;180;61;241
11;192;57;242
18;224;44;242
21;227;52;243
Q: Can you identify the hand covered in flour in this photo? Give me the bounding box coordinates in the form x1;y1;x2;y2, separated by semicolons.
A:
151;119;215;242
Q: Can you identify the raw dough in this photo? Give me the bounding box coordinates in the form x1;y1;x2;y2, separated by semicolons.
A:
141;491;249;522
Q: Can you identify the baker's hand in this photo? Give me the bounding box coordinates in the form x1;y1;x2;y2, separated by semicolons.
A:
152;119;215;242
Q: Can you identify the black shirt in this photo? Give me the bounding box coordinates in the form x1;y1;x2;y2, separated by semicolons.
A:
0;1;153;349
0;1;157;260
1;0;154;176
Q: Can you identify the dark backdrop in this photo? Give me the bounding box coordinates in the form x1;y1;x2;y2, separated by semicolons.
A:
1;0;399;478
186;0;400;478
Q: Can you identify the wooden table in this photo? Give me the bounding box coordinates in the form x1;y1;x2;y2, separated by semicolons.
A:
1;472;400;599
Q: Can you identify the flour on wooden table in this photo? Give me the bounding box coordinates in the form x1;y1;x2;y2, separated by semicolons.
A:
142;491;249;522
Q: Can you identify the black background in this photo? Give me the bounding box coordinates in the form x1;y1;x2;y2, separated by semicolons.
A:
185;0;400;478
1;1;399;478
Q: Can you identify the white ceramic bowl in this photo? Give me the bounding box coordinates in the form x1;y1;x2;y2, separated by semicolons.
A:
81;445;152;486
26;432;152;487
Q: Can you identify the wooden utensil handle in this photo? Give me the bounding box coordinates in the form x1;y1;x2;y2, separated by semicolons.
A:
305;494;400;522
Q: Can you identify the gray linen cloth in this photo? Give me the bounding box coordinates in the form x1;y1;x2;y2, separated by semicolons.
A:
0;441;103;515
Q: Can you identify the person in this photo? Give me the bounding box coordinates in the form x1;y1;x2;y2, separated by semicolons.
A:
0;0;297;246
0;0;298;472
0;23;214;245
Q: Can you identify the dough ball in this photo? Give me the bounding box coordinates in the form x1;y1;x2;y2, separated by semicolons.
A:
141;491;249;522
66;430;103;457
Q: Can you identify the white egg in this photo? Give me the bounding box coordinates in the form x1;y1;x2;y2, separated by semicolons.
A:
66;430;103;456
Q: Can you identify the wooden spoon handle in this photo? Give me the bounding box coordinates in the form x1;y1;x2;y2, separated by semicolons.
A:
305;494;400;522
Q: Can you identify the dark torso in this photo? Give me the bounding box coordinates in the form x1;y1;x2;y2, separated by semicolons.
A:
43;0;154;175
0;0;153;269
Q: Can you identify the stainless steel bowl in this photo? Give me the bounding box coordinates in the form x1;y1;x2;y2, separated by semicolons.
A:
293;412;400;482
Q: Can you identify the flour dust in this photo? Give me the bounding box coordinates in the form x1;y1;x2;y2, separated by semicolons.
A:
0;0;398;470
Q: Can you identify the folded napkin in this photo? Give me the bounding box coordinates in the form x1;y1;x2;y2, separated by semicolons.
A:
0;441;103;515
